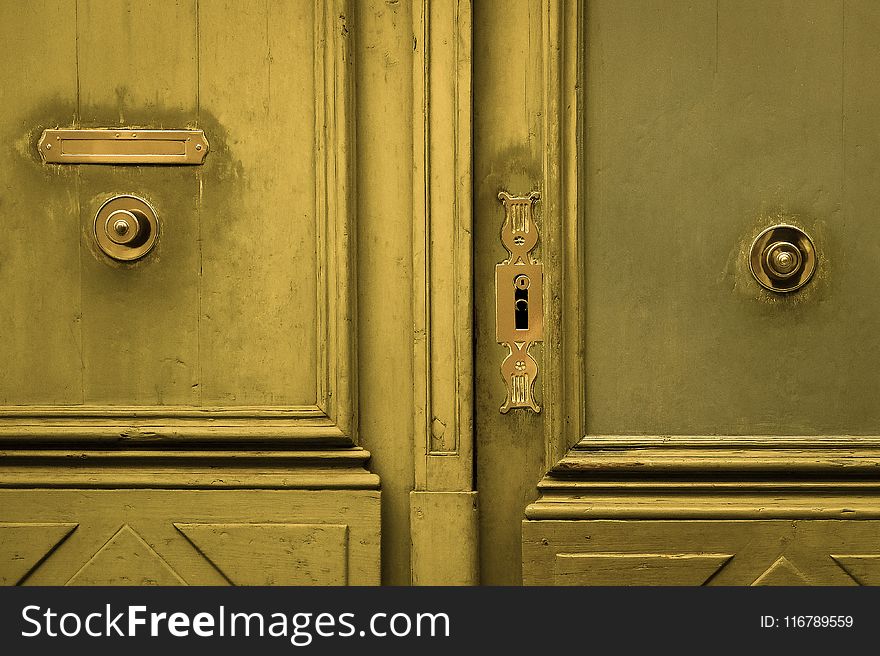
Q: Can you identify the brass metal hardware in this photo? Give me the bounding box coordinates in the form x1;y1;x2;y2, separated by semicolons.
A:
38;129;208;165
94;195;159;261
749;224;817;293
496;191;543;413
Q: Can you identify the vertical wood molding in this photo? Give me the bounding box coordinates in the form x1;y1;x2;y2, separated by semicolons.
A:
540;0;585;471
412;0;473;493
411;0;477;585
317;0;358;442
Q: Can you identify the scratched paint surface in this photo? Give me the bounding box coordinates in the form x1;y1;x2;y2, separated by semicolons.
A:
0;0;318;407
583;0;880;435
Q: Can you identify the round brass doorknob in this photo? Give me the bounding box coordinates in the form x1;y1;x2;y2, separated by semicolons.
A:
764;241;801;280
105;209;145;245
749;224;816;293
94;195;159;261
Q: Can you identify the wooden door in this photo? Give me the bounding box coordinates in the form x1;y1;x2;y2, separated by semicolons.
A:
475;0;880;585
0;0;379;586
11;0;877;589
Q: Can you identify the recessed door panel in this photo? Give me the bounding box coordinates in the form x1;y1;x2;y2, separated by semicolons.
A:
1;0;324;412
583;0;879;435
0;0;357;448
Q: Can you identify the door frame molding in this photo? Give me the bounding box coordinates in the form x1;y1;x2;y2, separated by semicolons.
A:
537;0;586;472
409;0;479;585
412;0;474;494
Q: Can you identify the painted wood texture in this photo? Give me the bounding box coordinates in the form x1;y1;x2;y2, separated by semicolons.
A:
473;0;548;587
77;0;202;406
0;0;82;405
412;0;474;492
408;0;480;585
0;523;78;585
353;0;418;585
0;0;377;587
0;490;380;586
174;523;349;585
523;520;880;586
554;553;734;586
0;0;355;444
471;0;880;586
198;0;318;407
0;0;350;420
410;491;478;585
583;0;880;434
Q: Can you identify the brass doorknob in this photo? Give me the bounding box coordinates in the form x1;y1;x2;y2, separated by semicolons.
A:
94;195;159;261
105;209;145;245
749;224;816;293
764;241;801;280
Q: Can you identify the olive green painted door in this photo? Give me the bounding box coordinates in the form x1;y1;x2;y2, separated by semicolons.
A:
9;0;880;587
476;0;880;585
0;0;380;586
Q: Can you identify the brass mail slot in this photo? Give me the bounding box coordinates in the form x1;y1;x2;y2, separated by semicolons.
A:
38;129;209;165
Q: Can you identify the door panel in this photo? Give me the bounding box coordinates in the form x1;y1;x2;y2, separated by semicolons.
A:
0;489;378;585
6;0;320;409
583;0;880;435
525;520;879;586
1;0;352;439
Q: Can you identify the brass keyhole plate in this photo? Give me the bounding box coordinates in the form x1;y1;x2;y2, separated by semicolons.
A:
496;191;543;413
94;195;159;261
748;224;817;293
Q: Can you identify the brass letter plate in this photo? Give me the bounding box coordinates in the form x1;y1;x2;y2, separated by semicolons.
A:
38;129;209;165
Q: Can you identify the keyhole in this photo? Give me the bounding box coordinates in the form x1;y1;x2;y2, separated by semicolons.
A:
514;274;530;330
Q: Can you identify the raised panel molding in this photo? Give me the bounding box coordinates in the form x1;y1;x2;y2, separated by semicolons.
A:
526;436;880;521
538;0;587;471
830;555;880;586
0;448;379;489
524;436;880;584
751;556;811;586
